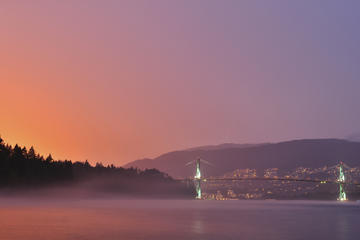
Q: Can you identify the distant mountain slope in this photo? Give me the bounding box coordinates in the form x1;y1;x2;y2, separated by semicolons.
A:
124;139;360;178
125;143;268;170
347;133;360;142
183;143;269;152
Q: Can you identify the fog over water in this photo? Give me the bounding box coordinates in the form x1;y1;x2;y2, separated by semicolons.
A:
0;198;359;240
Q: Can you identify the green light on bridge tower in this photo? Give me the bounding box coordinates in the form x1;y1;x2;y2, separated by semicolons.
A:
195;158;201;179
194;158;202;199
195;179;201;199
337;163;347;201
186;158;203;199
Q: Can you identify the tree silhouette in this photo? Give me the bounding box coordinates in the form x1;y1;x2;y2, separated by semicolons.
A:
0;136;194;197
45;154;53;163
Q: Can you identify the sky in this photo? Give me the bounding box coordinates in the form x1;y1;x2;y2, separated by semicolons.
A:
1;0;360;165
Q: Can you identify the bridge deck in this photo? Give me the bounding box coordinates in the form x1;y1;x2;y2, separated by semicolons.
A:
177;177;360;186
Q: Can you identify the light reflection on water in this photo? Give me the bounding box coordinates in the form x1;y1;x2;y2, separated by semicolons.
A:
0;199;359;240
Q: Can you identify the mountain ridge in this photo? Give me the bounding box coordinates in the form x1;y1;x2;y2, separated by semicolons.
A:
124;139;360;178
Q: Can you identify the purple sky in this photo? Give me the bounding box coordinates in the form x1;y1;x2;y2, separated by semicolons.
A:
1;0;360;164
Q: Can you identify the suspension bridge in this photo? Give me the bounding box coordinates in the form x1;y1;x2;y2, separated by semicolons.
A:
181;158;360;201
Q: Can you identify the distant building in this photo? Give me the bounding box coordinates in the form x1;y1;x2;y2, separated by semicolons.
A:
264;168;279;178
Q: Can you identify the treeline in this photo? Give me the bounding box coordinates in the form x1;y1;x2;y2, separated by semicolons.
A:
0;137;194;197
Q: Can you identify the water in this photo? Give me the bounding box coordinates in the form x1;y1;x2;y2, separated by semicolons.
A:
0;198;359;240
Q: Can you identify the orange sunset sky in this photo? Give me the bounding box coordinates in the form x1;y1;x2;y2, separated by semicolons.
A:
1;1;360;165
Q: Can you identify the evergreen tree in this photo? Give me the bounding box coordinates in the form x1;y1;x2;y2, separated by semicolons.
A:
28;146;36;160
45;154;53;163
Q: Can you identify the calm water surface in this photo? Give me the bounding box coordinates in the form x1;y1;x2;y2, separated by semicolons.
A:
0;198;359;240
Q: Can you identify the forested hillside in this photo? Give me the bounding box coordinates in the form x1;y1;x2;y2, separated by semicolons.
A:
0;136;194;198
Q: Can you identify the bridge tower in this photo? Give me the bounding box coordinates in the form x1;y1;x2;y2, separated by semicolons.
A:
337;162;347;201
194;158;202;199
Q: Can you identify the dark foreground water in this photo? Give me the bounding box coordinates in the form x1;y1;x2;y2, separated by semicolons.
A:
0;198;359;240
